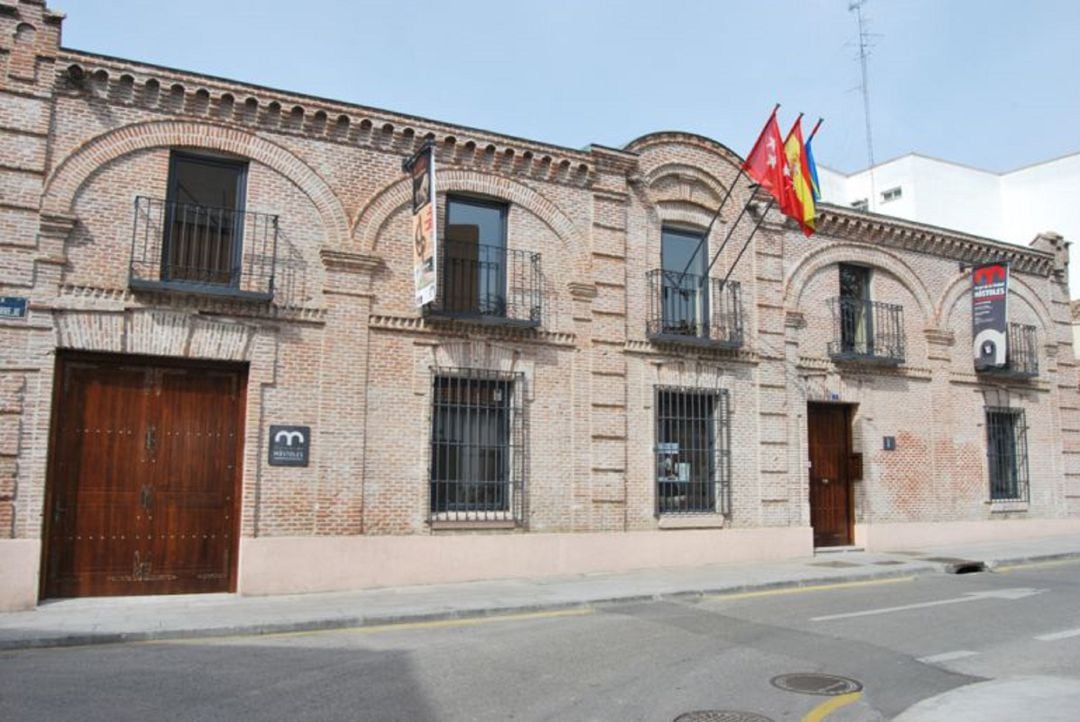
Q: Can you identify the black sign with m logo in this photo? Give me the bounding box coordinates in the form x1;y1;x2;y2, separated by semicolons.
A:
269;425;311;467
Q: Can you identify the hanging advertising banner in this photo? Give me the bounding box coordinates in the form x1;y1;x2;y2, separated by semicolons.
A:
406;143;437;307
972;262;1009;370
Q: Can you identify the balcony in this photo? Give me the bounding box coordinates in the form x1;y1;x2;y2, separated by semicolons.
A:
129;196;279;302
424;239;542;327
828;297;905;365
978;323;1039;378
646;270;743;349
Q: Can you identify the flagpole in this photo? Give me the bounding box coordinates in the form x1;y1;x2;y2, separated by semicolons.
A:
807;117;824;142
675;103;780;288
718;196;777;292
701;185;758;280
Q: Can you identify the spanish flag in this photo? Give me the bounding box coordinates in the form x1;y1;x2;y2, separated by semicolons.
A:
783;118;816;236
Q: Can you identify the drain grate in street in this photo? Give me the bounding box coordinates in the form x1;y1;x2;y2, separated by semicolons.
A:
674;712;774;722
809;560;862;568
770;673;862;696
873;560;905;565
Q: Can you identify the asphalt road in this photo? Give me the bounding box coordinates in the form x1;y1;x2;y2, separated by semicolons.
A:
2;559;1079;721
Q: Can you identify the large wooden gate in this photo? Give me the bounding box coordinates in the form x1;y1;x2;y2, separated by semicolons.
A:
807;403;854;547
43;354;245;599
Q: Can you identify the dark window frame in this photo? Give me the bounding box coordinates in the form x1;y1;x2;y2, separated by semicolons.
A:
442;194;511;317
654;385;731;516
659;226;710;337
838;263;873;354
985;406;1030;502
428;367;526;524
163;150;249;288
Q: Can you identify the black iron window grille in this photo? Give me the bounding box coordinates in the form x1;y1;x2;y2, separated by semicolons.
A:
654;386;731;515
129;196;279;301
429;368;526;523
978;323;1039;378
985;407;1030;502
646;271;744;348
828;297;905;364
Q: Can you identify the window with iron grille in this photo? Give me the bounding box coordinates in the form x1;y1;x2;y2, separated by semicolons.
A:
430;368;525;523
655;386;731;515
985;407;1029;502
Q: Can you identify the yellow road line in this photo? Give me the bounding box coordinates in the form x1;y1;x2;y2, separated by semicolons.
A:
703;576;916;602
156;606;596;645
995;557;1080;573
802;691;862;722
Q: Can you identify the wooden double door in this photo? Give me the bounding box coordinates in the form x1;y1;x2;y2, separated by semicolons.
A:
807;403;854;547
43;355;245;599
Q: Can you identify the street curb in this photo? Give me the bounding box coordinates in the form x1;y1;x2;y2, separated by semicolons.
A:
2;551;1078;652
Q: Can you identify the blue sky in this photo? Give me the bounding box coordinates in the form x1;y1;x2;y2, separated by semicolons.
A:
61;1;1079;174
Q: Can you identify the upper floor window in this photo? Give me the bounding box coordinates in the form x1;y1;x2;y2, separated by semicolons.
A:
425;195;542;326
659;227;708;336
851;199;869;212
881;186;902;203
829;264;906;364
164;152;248;286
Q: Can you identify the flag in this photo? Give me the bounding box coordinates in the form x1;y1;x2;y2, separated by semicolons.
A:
784;118;816;236
742;109;798;217
805;135;821;201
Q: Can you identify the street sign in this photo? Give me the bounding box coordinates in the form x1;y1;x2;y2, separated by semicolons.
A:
0;296;28;319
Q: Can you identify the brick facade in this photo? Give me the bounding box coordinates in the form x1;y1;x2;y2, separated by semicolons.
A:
1;1;1078;609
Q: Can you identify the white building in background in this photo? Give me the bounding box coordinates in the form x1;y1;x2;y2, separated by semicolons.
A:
818;151;1080;298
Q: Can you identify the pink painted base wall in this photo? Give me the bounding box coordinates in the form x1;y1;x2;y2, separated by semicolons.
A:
237;527;814;596
855;518;1080;550
0;540;40;612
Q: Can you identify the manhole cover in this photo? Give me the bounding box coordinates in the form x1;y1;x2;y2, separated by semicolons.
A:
771;673;862;696
809;561;862;568
674;712;774;722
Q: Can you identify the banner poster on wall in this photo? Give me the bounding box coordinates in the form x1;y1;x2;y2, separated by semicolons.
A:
972;262;1009;371
407;143;437;307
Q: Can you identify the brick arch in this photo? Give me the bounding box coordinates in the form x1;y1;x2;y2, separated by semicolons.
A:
936;270;1053;335
42;120;351;247
353;168;588;278
784;243;934;322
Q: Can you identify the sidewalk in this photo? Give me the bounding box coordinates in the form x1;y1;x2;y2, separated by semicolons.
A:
2;534;1078;651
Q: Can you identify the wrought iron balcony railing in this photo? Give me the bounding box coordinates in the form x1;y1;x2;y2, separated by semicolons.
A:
828;297;906;364
646;270;743;349
129;196;279;302
978;323;1039;378
425;239;542;326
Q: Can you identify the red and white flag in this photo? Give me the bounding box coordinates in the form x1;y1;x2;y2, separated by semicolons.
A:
742;109;798;217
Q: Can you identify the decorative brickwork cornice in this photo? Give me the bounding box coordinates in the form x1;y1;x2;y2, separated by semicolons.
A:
38;211;77;238
815;205;1056;277
57;52;595;190
369;314;576;347
623;339;760;364
567;282;598;300
320;249;382;275
623;131;745;172
54;284;327;324
797;355;933;380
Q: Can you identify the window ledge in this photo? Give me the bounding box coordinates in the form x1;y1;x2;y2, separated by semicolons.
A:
129;278;272;303
987;499;1029;513
429;519;518;531
657;513;726;530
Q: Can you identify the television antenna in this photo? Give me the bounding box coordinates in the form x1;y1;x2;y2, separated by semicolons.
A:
849;0;878;208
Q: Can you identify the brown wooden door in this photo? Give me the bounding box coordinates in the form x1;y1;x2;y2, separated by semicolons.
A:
807;403;853;547
44;356;244;599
